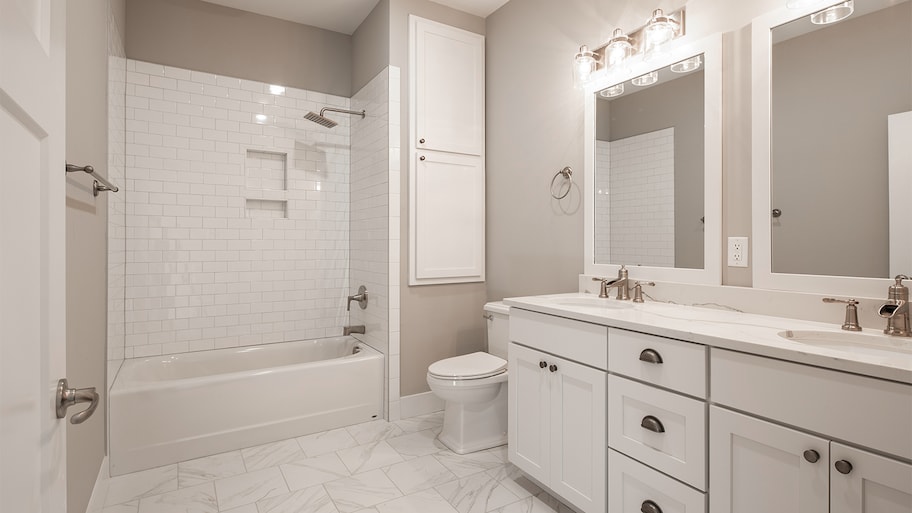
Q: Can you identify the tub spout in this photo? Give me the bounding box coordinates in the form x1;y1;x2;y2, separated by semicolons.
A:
343;325;366;336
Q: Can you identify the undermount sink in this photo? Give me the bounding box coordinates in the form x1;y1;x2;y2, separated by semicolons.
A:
778;330;912;358
548;296;634;310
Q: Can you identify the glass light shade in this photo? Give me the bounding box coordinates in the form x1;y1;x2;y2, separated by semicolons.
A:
605;29;633;69
574;45;598;85
671;55;702;73
599;83;625;98
631;71;658;87
810;0;854;24
644;9;679;51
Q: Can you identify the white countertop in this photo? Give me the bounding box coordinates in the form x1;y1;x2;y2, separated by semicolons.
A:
504;293;912;385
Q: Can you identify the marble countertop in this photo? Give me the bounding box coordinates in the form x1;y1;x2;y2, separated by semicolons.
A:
503;293;912;385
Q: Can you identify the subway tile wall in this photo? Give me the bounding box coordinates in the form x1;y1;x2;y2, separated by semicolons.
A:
123;60;352;357
107;4;127;384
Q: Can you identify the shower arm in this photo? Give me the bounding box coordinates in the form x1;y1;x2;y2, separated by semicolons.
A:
320;107;366;119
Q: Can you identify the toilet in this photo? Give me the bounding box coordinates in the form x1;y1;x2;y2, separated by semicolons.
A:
427;301;510;454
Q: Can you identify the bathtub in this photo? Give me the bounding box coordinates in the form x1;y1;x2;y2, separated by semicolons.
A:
109;337;383;476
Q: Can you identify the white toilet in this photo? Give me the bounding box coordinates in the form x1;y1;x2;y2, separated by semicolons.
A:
426;301;510;454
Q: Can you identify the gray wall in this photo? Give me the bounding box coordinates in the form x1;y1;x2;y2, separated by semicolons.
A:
352;0;391;93
125;0;352;97
597;71;705;269
388;0;489;397
65;1;123;511
771;2;912;278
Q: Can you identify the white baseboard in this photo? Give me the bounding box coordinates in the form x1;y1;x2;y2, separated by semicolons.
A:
400;391;444;418
85;455;109;513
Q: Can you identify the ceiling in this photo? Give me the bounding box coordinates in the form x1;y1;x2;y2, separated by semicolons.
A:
200;0;509;35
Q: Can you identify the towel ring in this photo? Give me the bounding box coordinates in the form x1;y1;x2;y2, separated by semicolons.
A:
550;166;573;200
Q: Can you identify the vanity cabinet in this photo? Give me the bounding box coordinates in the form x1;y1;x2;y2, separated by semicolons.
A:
508;310;607;513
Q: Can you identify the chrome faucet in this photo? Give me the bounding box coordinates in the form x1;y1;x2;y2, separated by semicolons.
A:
347;285;368;311
879;275;910;337
822;297;862;331
592;265;630;300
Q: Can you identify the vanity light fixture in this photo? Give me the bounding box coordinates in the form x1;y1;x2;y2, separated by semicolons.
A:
599;83;625;98
671;55;702;73
643;9;681;55
632;71;658;87
604;28;634;70
810;0;854;24
574;45;599;85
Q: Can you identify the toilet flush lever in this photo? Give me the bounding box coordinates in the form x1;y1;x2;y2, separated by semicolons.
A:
347;285;368;311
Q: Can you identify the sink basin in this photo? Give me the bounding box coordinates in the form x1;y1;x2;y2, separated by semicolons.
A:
548;296;634;310
778;330;912;358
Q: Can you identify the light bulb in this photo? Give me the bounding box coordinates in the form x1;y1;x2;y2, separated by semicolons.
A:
605;28;633;70
573;45;598;85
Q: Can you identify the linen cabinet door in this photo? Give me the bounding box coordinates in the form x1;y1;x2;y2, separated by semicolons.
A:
830;443;912;513
549;355;607;513
508;343;550;486
710;406;827;513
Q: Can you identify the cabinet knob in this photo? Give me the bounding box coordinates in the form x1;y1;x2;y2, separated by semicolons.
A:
835;460;853;474
639;349;664;364
641;500;663;513
419;155;426;161
419;138;426;144
549;364;558;373
640;415;666;433
539;361;547;369
803;450;820;463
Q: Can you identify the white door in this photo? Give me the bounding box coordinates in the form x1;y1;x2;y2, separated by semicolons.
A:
508;343;550;486
549;356;606;513
0;0;68;512
709;406;828;513
831;443;912;513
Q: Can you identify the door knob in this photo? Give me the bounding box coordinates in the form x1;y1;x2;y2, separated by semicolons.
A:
549;364;558;372
419;138;426;144
803;450;820;463
56;378;99;425
419;155;426;161
835;460;853;474
539;361;547;368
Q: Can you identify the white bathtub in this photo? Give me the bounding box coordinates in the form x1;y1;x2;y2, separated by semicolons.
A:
109;337;383;476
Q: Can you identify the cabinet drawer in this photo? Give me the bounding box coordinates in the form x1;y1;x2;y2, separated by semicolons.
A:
608;375;707;489
510;309;607;370
711;348;912;460
607;328;707;398
609;449;706;513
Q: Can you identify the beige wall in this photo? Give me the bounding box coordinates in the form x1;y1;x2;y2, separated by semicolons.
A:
771;2;911;278
125;0;352;97
65;1;123;511
352;0;391;93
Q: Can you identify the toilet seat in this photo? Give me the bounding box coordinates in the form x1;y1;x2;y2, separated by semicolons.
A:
428;351;506;380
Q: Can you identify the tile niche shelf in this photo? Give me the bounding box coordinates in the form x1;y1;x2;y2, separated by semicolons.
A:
245;149;288;219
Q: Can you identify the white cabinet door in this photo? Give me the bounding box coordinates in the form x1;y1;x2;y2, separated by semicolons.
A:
549;356;606;513
831;443;912;513
410;150;484;284
508;343;550;486
710;406;828;513
412;16;484;156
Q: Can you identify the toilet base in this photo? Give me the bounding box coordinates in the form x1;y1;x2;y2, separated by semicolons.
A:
437;382;508;454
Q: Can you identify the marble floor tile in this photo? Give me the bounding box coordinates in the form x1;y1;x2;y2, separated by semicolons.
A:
101;501;138;513
435;471;520;513
350;509;379;513
256;484;339;513
280;452;351;491
218;505;258;513
214;467;289;510
375;489;460;513
486;464;542;499
433;446;508;478
136;483;217;513
336;441;405;474
178;451;246;488
489;497;558;513
394;412;444;434
383;455;457;495
297;428;359;457
241;438;305;471
346;420;404;445
386;428;445;459
105;465;179;507
323;469;402;513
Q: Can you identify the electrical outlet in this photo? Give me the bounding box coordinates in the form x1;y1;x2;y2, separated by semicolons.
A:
728;237;749;267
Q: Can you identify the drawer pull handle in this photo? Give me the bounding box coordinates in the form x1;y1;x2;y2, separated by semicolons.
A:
640;415;665;433
639;349;663;364
549;364;558;373
803;450;820;463
641;500;663;513
539;361;547;369
835;460;853;474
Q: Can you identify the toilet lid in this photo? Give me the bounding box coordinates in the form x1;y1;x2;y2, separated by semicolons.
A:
428;352;507;379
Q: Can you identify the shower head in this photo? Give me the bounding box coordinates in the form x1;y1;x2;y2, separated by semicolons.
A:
304;107;366;128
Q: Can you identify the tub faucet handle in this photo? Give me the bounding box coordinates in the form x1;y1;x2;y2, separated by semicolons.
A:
347;285;368;311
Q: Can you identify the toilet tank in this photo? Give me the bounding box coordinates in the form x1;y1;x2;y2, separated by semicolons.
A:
484;302;510;360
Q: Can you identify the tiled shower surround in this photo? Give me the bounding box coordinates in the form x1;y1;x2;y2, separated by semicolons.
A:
123;60;352;357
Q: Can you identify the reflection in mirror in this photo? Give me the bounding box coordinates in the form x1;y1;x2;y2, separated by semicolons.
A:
770;0;911;279
594;56;704;269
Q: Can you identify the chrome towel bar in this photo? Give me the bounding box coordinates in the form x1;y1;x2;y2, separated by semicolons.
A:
66;163;119;196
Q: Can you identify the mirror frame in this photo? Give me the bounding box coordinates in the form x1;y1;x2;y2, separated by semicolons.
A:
751;5;900;298
583;33;722;284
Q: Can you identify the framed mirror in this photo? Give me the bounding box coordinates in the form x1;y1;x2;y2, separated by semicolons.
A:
752;0;912;297
584;34;722;284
